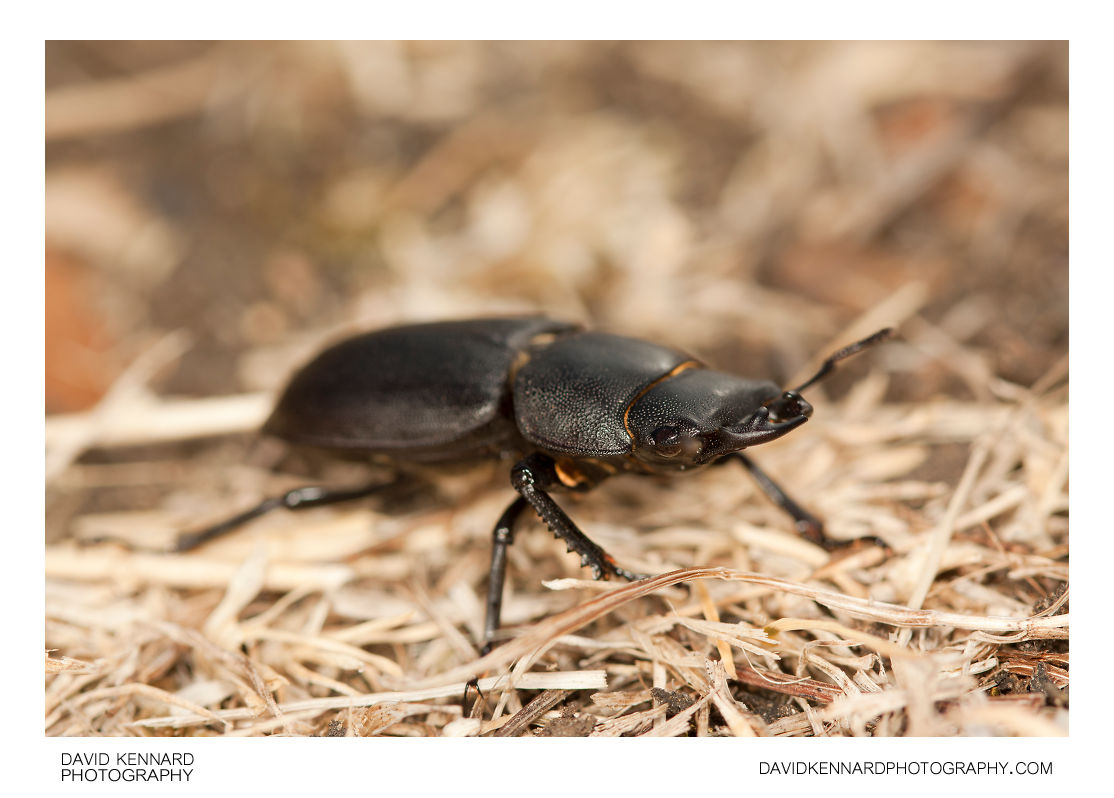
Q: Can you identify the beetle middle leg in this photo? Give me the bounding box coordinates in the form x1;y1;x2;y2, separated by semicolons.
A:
482;495;530;653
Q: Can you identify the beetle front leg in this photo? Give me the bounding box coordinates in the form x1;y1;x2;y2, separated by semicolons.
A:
723;453;887;551
510;454;643;582
721;453;826;545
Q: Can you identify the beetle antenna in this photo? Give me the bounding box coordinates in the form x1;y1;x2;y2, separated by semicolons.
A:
792;327;893;393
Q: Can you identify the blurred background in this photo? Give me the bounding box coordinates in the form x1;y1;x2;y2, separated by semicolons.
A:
46;40;1067;416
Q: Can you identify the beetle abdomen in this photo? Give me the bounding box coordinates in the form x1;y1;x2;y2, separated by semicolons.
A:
264;317;575;457
513;332;695;457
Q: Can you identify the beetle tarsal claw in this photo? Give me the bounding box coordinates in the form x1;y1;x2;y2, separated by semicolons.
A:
612;566;646;582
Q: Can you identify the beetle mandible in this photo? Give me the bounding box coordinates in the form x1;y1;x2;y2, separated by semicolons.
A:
174;317;892;650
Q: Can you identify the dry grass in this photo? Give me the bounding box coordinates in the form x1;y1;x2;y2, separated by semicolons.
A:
45;41;1067;737
45;325;1067;736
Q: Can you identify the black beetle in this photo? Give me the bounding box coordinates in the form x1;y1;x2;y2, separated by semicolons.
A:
174;317;891;649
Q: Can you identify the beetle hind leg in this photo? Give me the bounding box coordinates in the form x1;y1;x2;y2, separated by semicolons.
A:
172;480;398;552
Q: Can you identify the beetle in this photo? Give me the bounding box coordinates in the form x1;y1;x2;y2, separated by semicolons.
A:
173;317;891;650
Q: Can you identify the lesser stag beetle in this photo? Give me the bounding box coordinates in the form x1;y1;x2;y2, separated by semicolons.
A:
173;317;891;650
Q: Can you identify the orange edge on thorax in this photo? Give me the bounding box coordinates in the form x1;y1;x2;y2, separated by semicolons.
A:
621;360;701;440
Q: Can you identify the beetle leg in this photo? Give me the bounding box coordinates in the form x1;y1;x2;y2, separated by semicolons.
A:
720;453;826;545
723;453;888;551
482;495;530;654
510;455;644;583
173;481;396;552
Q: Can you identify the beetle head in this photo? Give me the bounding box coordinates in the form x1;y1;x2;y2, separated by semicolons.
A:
626;328;892;470
626;370;807;469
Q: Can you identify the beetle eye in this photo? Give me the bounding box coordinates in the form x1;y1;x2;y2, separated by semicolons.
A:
650;426;683;457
